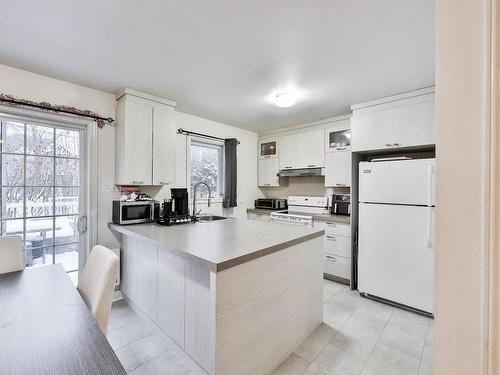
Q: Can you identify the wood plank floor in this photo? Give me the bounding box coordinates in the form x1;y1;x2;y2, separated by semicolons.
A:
109;280;434;375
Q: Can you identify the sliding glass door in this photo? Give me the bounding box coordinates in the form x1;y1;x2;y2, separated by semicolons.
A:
0;118;87;277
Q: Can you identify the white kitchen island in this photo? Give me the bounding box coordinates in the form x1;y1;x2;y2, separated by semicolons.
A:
109;218;324;375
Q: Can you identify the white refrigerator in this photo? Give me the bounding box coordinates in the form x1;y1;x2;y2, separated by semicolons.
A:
358;158;435;314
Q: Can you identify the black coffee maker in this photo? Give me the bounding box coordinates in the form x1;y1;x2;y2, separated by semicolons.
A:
171;188;189;216
158;188;192;226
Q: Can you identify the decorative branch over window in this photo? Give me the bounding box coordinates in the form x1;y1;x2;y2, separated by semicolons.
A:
0;93;114;128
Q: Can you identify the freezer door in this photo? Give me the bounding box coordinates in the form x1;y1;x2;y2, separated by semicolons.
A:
359;159;436;206
358;203;435;313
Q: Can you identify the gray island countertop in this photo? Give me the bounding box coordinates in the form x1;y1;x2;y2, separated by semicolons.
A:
109;218;323;272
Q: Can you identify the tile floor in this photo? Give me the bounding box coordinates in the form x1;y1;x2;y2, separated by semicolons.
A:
108;279;434;375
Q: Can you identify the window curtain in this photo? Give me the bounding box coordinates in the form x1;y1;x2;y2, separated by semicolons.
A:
223;138;238;208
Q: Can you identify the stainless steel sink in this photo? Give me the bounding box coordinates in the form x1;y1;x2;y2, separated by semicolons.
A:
196;215;228;222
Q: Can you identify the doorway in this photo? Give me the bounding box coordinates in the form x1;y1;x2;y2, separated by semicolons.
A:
0;118;87;281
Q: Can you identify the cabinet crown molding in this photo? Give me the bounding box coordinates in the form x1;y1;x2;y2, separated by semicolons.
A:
351;86;435;111
117;88;177;108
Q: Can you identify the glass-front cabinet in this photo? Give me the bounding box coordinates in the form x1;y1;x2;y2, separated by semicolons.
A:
258;139;278;159
327;129;351;151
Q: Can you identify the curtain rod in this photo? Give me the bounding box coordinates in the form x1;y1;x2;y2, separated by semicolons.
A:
0;96;114;125
177;128;240;144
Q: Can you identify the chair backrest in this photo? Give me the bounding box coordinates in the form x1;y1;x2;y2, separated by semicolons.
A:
77;245;119;335
0;236;24;274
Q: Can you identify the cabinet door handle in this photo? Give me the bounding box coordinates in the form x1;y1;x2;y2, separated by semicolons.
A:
132;180;144;184
285;166;293;169
335;183;345;186
326;235;337;241
326;222;336;227
264;155;270;159
307;164;316;167
392;143;401;146
264;184;270;186
159;181;171;185
326;255;337;262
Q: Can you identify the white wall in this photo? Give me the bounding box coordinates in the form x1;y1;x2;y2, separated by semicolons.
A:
143;111;261;218
0;64;120;249
260;177;331;199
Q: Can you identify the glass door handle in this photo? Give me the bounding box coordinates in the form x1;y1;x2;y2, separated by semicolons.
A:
77;216;88;234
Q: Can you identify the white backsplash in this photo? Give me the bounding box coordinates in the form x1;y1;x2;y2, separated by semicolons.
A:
259;177;343;200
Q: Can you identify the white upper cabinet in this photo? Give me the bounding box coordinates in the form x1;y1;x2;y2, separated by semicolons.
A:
115;95;153;185
277;129;324;170
258;158;280;187
325;120;351;153
325;150;351;187
115;89;177;185
278;134;297;170
152;103;176;186
351;88;435;152
258;138;278;159
295;128;325;168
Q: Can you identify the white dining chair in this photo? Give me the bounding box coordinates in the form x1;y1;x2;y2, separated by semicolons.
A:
77;245;119;335
0;235;24;274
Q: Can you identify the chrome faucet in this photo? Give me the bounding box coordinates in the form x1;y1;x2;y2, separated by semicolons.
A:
192;181;212;219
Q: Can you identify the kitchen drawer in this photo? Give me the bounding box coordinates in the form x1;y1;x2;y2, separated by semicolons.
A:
324;253;351;280
323;234;351;258
324;221;351;237
247;212;270;222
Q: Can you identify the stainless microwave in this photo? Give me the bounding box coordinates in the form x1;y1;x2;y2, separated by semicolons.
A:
112;200;157;225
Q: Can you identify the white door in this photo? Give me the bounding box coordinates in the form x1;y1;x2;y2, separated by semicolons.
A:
258;158;279;187
325;150;351;187
359;159;436;205
0;118;87;280
278;134;296;170
358;203;435;313
152;103;176;186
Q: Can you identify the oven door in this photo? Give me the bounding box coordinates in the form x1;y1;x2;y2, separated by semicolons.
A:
121;203;153;224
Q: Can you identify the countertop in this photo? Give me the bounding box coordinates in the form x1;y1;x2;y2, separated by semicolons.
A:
109;218;324;272
246;208;351;224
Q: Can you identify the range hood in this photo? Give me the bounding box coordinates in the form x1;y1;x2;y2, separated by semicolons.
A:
277;168;324;178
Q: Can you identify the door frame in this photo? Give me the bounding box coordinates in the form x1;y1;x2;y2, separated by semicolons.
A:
0;104;98;273
436;0;499;374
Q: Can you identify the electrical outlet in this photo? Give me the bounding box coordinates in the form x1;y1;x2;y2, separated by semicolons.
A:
103;183;115;192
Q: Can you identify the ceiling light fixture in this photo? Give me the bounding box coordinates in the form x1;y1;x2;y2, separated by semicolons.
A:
272;92;298;108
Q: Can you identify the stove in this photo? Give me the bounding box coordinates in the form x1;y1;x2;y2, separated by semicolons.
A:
270;196;329;227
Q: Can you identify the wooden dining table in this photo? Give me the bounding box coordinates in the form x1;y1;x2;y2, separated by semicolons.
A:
0;264;126;375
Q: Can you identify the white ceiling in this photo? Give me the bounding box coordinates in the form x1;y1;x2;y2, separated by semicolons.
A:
0;0;434;132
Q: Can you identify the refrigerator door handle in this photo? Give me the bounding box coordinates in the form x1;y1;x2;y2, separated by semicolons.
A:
427;208;434;249
427;164;434;206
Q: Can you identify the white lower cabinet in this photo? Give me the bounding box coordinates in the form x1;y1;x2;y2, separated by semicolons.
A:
315;221;351;281
121;236;137;301
157;250;185;347
323;234;351;258
324;254;351;280
120;236;212;373
135;242;158;322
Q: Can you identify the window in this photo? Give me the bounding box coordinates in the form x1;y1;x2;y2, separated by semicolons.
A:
190;140;224;198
